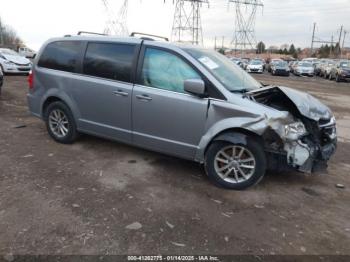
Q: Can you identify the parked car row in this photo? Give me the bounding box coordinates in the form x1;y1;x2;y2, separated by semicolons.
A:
315;59;350;82
229;56;349;82
230;57;266;73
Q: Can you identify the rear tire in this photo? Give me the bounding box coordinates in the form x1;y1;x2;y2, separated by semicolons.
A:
45;101;78;144
205;135;266;190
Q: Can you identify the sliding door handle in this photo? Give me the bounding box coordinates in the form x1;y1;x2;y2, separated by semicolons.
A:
113;90;129;97
136;95;152;101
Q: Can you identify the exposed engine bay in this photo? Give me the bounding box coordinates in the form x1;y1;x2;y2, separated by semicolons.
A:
247;86;337;173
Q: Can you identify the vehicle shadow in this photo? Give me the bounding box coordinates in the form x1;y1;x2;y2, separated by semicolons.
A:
77;134;313;190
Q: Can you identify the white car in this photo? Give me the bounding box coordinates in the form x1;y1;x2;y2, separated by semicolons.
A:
294;62;314;77
246;60;264;73
18;47;36;58
0;48;32;74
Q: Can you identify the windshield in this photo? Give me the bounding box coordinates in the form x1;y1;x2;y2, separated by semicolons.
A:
276;61;287;67
340;61;350;68
185;48;261;92
250;60;263;65
298;62;312;67
271;60;282;65
0;49;20;56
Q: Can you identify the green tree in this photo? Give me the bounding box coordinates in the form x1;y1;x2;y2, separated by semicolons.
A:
256;41;266;54
334;42;341;57
217;48;225;55
319;44;330;58
289;44;296;55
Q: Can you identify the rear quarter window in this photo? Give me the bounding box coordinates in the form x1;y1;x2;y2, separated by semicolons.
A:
83;42;136;83
38;41;83;73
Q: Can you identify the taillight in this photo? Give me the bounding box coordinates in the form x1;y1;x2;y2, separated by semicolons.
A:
28;70;34;90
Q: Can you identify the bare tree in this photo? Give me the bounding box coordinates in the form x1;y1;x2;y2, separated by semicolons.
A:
0;17;23;49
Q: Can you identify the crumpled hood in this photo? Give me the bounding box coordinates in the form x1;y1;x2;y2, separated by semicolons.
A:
278;86;332;121
3;54;31;65
249;86;332;121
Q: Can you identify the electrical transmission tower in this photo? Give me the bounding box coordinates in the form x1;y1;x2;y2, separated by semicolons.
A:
171;0;209;45
228;0;263;53
102;0;129;36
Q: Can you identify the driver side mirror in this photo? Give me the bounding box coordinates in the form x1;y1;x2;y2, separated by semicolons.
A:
184;79;206;97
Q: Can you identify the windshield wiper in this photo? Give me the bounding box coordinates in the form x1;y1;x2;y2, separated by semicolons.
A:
231;89;249;94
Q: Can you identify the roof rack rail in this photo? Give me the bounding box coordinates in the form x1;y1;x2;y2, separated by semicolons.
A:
130;32;169;42
77;31;108;36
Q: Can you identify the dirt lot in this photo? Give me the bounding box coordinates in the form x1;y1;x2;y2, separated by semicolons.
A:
0;73;349;256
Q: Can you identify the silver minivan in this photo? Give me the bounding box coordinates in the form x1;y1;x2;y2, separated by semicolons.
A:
27;35;337;190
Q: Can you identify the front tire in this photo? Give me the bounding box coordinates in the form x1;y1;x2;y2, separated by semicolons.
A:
45;101;78;144
205;136;266;190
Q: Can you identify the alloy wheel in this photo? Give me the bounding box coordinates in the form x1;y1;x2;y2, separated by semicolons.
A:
214;145;256;184
48;109;69;138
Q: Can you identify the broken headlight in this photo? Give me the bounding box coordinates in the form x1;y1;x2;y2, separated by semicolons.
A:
284;121;307;140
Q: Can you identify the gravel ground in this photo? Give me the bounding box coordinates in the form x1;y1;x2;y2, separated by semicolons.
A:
0;73;349;256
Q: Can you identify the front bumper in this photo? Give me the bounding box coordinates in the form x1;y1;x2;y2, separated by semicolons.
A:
339;73;350;80
286;119;337;173
247;68;263;73
274;70;290;76
296;71;314;76
267;138;337;174
266;119;337;174
2;64;31;74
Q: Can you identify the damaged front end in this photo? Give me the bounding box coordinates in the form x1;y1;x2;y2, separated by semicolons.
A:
248;86;337;173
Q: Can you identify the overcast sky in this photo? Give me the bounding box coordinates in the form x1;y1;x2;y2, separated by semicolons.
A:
0;0;349;51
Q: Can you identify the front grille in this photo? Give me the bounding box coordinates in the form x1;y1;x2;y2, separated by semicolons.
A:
18;68;30;72
14;62;30;66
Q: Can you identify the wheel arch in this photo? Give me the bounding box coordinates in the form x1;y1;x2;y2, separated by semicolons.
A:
196;127;264;163
41;93;80;122
42;96;63;117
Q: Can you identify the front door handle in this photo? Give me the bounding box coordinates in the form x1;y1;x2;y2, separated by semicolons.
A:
136;94;152;101
113;90;128;97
